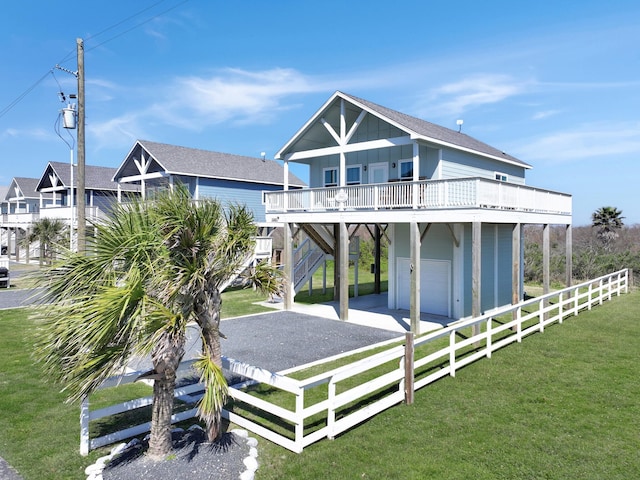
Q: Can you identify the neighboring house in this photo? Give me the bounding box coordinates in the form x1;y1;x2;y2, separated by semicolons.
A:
2;177;54;258
0;185;9;255
36;161;140;224
112;140;306;223
264;91;573;330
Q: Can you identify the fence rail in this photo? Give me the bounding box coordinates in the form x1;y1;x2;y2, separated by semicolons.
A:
81;269;629;455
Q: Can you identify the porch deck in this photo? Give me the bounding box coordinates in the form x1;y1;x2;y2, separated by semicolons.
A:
264;177;572;224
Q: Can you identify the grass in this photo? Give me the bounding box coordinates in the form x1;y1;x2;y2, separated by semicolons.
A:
0;282;637;479
255;290;640;480
295;259;388;304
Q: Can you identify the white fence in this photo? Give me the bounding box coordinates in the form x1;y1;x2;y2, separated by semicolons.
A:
264;177;572;215
81;269;629;455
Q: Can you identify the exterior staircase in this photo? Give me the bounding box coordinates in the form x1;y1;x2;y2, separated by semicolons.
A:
293;237;329;293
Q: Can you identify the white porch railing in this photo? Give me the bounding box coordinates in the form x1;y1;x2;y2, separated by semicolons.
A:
39;206;104;222
5;212;39;224
264;178;572;215
80;268;628;455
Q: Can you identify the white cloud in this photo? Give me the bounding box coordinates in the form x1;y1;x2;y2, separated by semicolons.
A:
515;123;640;163
87;113;146;152
532;109;561;120
423;74;531;117
154;67;321;128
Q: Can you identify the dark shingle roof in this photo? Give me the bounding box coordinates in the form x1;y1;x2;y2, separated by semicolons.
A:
131;140;306;187
9;177;40;198
340;92;530;168
38;163;139;192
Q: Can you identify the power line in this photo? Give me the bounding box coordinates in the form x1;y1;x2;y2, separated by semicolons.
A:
0;70;52;120
85;0;189;54
0;0;189;121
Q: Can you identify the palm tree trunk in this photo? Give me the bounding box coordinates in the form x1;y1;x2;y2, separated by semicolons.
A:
148;373;176;459
147;330;185;460
198;287;225;441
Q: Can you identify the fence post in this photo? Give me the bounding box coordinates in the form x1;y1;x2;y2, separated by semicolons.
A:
538;298;544;332
486;318;492;358
404;332;414;405
327;380;336;440
449;330;456;378
558;292;564;324
293;389;305;451
80;396;90;456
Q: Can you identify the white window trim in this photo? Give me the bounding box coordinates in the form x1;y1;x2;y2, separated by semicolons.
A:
323;167;338;187
346;164;362;185
495;172;508;182
399;159;413;180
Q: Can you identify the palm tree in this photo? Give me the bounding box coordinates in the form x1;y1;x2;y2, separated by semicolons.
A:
29;218;67;265
592;206;624;250
33;186;281;459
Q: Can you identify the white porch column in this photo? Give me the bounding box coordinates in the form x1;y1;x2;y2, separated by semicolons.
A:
412;142;419;208
543;224;550;296
472;222;482;317
338;221;349;321
565;225;572;287
512;223;522;305
339;100;346;188
283;222;294;310
410;221;421;333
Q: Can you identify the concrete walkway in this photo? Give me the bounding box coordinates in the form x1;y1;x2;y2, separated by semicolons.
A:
259;292;451;335
0;456;22;480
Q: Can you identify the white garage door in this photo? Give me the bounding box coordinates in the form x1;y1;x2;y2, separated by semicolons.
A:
396;258;451;317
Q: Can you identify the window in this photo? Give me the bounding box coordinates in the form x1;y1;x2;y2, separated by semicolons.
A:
346;165;362;185
323;167;338;187
399;160;413;180
495;172;508;182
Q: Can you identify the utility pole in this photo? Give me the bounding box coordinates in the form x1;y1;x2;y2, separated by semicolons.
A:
76;38;86;253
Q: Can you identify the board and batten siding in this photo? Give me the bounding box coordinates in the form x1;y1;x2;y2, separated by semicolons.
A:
307;144;440;187
440;148;526;184
197;178;282;222
462;223;514;317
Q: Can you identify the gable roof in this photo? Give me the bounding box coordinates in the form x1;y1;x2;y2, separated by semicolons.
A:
36;162;139;192
277;91;531;169
113;140;306;187
6;177;42;200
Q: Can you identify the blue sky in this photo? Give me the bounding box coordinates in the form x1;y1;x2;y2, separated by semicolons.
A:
1;0;639;226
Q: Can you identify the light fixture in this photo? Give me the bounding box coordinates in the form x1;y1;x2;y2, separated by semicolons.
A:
363;165;367;171
392;162;396;168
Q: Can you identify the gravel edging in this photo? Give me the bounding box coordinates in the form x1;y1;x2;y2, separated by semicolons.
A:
95;427;258;480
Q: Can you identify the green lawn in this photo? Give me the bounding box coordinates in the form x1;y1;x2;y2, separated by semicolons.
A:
0;287;638;479
256;290;640;480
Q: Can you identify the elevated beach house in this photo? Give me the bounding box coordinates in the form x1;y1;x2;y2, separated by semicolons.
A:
112;140;305;224
2;177;54;258
264;91;572;331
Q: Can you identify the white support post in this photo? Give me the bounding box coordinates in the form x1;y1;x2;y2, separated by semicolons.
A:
412;142;419;208
410;221;421;334
472;222;481;339
283;223;294;311
80;396;90;456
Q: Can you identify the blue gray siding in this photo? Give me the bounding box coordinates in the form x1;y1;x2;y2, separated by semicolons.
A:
197;178;281;222
440;148;526;184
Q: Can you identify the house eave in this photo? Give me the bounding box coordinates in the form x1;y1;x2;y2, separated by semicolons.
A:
266;209;572;226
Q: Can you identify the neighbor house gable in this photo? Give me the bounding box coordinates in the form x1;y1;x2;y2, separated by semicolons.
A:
113;140;305;188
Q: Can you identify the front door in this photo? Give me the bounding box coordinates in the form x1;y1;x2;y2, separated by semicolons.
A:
368;162;389;184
